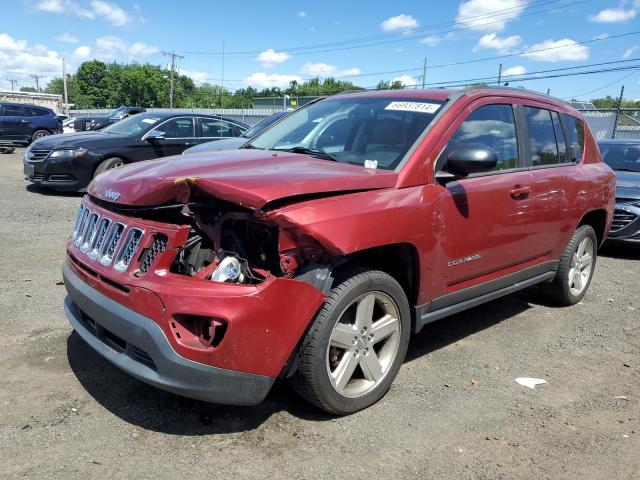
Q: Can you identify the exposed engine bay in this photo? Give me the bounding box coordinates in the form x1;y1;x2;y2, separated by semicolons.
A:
93;197;325;285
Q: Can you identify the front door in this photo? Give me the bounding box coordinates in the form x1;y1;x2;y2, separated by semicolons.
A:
432;101;534;297
149;117;197;158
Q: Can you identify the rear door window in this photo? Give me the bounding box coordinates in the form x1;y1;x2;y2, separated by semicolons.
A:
551;111;569;163
523;107;561;166
2;105;25;116
562;114;585;162
198;118;240;138
446;104;519;171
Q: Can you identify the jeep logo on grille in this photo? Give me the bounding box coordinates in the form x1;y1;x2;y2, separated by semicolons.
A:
105;190;121;201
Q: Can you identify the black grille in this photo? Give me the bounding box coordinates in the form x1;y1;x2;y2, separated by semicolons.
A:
138;235;168;274
611;208;638;233
27;148;52;162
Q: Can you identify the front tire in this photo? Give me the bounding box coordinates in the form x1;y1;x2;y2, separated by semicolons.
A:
541;225;597;306
290;268;411;414
94;157;125;178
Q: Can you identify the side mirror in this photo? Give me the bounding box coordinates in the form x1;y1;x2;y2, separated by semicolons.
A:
443;143;497;176
144;130;165;141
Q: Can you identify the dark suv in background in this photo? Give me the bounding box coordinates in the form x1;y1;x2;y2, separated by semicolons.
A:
0;103;62;144
73;106;146;132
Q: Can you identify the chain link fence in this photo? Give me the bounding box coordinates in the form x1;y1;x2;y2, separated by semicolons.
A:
579;109;640;141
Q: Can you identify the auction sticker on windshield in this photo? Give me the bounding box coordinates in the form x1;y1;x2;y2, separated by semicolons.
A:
385;102;440;114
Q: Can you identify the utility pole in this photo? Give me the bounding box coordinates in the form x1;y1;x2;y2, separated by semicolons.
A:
31;74;41;92
546;88;551;96
612;85;625;140
8;79;18;91
62;58;69;114
162;51;184;109
422;58;427;89
497;63;503;86
221;40;225;108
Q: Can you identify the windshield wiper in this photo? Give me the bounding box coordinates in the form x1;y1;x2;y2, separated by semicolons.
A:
614;168;640;172
273;146;338;161
241;144;262;149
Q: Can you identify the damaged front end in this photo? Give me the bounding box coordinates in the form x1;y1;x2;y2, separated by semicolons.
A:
103;195;332;288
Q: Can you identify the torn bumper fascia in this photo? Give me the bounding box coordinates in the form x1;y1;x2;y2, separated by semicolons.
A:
65;247;326;379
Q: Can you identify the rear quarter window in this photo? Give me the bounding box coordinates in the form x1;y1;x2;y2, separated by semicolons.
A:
562;114;585;162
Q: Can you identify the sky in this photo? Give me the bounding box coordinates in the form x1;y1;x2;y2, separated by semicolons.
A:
1;0;640;101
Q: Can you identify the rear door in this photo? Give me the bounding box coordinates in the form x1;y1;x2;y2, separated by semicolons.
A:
2;105;29;140
523;104;582;260
432;99;535;298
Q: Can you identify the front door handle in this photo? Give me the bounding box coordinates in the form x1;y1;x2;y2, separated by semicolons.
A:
510;185;531;199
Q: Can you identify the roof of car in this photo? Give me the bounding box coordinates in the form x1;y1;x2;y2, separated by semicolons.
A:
335;86;572;110
1;102;52;109
138;111;248;127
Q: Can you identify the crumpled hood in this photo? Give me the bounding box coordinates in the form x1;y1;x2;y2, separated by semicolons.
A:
88;149;398;210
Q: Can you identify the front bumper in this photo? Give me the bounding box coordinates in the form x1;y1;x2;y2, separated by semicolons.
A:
63;262;275;405
23;154;95;191
607;201;640;243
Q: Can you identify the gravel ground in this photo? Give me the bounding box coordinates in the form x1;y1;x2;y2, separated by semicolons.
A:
0;147;639;480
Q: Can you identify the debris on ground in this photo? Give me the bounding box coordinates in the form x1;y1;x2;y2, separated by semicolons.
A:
515;378;547;389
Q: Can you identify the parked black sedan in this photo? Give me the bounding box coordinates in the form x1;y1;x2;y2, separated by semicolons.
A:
598;139;640;244
24;112;248;192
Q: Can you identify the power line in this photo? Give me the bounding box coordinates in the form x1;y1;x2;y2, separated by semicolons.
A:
176;0;589;57
565;68;640;99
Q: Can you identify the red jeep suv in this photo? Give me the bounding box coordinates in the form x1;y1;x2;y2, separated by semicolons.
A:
63;88;615;414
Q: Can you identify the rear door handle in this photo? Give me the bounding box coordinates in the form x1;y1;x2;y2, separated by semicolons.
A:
510;185;531;199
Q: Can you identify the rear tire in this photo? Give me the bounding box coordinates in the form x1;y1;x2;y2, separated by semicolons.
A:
290;268;411;415
31;130;49;143
541;225;597;306
94;157;125;178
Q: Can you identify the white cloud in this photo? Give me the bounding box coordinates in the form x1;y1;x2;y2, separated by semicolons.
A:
0;33;63;88
55;32;79;43
523;38;589;62
300;62;361;78
256;48;291;67
178;68;209;84
36;0;135;26
90;0;131;26
474;33;521;54
420;35;440;46
392;74;417;87
73;45;92;59
94;36;158;59
36;0;94;18
298;11;307;17
592;33;609;40
502;65;526;76
623;45;639;59
456;0;529;32
244;72;303;89
589;7;637;23
380;14;419;32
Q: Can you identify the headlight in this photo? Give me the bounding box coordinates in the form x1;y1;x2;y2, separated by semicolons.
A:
50;148;88;158
210;256;245;283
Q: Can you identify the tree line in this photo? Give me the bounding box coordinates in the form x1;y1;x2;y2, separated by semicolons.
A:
25;60;640;110
36;60;367;109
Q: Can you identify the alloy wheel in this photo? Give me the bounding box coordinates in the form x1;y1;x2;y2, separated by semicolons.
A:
568;236;594;296
326;292;401;398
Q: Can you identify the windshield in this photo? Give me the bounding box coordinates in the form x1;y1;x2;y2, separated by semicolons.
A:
242;111;289;139
108;107;128;120
102;114;161;135
599;143;640;172
249;96;444;170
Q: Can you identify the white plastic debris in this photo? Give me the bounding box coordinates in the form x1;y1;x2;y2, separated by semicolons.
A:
515;377;547;389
